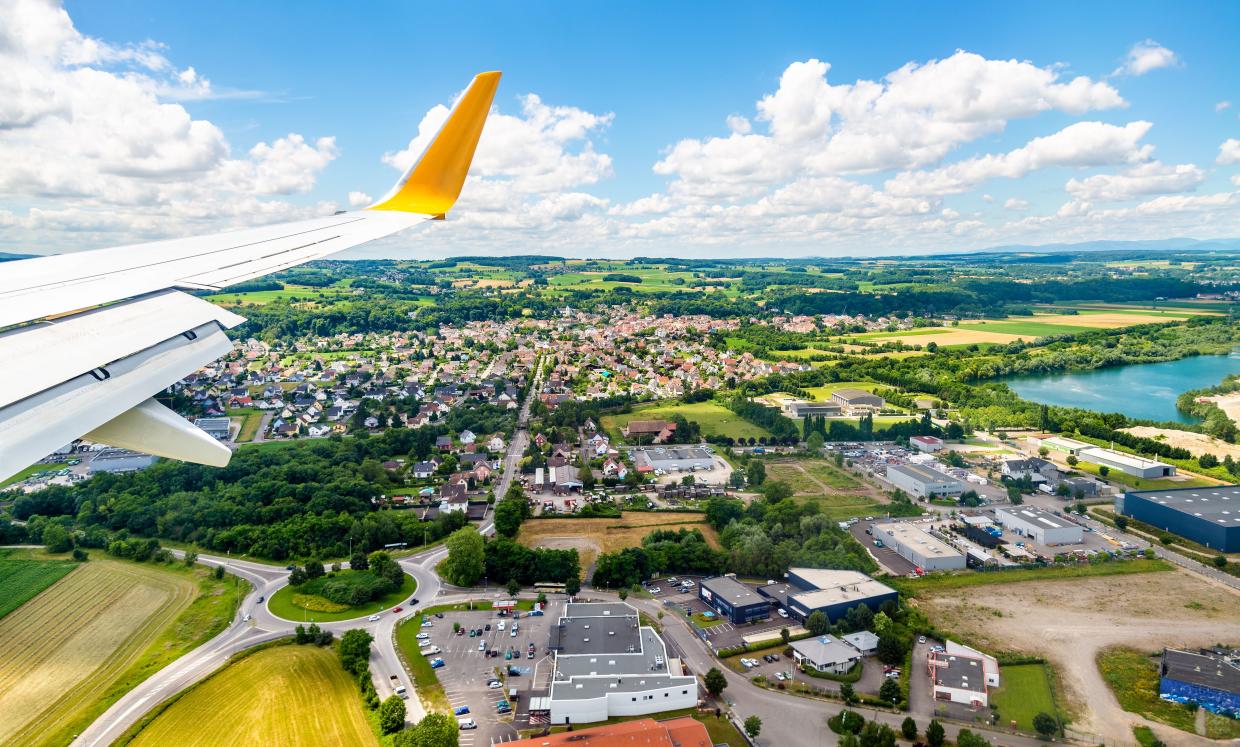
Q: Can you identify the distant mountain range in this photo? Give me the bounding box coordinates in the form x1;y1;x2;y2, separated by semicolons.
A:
981;237;1240;254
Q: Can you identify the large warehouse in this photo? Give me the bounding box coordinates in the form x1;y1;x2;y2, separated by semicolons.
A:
758;568;898;623
1120;486;1240;552
547;602;697;724
886;463;964;498
872;522;967;570
994;506;1083;546
699;575;770;624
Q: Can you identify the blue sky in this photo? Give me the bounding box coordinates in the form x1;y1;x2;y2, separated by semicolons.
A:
2;0;1239;257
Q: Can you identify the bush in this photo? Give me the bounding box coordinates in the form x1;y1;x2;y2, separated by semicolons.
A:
379;694;406;734
296;569;400;606
827;709;865;735
900;716;917;740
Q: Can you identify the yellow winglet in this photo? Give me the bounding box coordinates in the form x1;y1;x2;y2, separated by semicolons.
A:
369;71;502;216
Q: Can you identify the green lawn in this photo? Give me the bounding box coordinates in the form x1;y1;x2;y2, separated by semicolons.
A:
1073;461;1218;490
892;558;1173;595
989;663;1062;733
267;572;416;623
228;407;264;442
765;459;861;494
0;461;69;488
394;616;450;713
959;320;1095;337
206;283;352;306
0;549;78;619
603;401;771;440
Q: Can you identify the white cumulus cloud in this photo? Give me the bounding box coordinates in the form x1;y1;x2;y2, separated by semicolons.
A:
1114;40;1180;76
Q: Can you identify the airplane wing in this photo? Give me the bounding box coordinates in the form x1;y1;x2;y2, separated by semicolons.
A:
0;71;501;484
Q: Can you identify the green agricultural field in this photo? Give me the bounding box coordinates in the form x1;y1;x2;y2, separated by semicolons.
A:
127;644;377;747
988;662;1062;734
229;407;263;442
267;571;416;623
0;554;242;747
603;401;772;440
206;283;352;306
0;549;78;620
958;319;1095;337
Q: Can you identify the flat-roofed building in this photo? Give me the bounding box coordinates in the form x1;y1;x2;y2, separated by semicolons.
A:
886;463;964;498
1032;435;1091;456
193;417;232;440
699;575;769;624
909;435;945;453
1081;446;1174;478
547;602;697;725
1121;486;1240;552
784;400;844;418
995;506;1083;545
872;522;966;571
757;568;897;623
503;717;712;747
1160;648;1239;718
928;648;991;707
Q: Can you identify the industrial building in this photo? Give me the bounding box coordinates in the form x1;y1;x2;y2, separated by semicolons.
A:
88;449;156;473
1031;435;1176;478
630;446;716;475
791;635;862;675
1120;486;1240;552
1159;648;1240;718
928;649;991;707
994;506;1083;546
872;522;967;570
783;400;843;418
886;463;964;498
547;602;697;725
909;435;945;453
699;575;770;624
193;417;232;440
831;388;884;414
757;568;897;623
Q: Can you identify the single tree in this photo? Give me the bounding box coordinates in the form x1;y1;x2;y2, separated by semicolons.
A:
184;550;198;567
294;624;308;644
506;578;520;596
780;627;791;645
704;667;728;698
1032;711;1058;738
378;694;406;734
1115;516;1129;531
879;676;901;704
926;719;945;747
900;716;917;740
618;588;628;601
304;558;325;579
839;682;857;705
213;564;225;580
565;575;581;596
42;524;73;553
441;527;485;586
743;715;762;740
805;610;829;635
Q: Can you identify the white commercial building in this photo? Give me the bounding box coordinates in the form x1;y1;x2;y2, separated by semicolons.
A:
995;506;1083;546
547;602;697;725
928;648;991;708
791;635;862;675
873;522;966;571
1080;447;1175;479
886;463;964;498
909;436;945;453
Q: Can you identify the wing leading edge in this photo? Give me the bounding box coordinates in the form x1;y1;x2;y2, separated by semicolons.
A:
0;71;501;484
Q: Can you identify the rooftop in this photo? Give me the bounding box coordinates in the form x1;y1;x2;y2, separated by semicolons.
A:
700;575;767;608
873;522;963;559
997;506;1072;530
1128;485;1240;526
780;568;896;608
888;463;961;485
931;653;987;693
503;717;711;747
1082;446;1170;469
832;388;881;402
1162;648;1240;694
792;635;862;666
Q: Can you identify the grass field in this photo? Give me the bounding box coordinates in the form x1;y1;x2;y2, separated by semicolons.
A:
957;319;1092;337
267;572;416;623
1072;460;1220;489
1096;647;1197;735
128;644;378;747
394;617;450;713
0;549;78;620
0;555;202;746
603;401;771;440
206;283;354;306
518;512;720;570
764;459;862;493
229;407;263;442
802;381;886;401
988;663;1062;733
891;558;1173;596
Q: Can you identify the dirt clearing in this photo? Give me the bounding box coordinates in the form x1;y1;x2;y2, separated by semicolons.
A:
518;511;721;570
1122;425;1240;460
917;569;1240;746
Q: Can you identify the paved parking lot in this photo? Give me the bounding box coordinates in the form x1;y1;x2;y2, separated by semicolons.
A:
849;520;918;575
419;602;563;746
733;649;889;698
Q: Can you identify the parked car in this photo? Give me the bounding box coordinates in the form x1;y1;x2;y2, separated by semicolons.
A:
777;609;789;618
487;680;502;689
485;623;491;631
479;640;486;651
430;658;445;669
416;632;429;640
458;718;476;730
527;649;535;659
918;636;927;645
497;621;506;631
454;706;470;715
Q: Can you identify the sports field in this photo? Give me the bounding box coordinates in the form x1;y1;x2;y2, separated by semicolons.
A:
129;644;378;747
603;401;771;440
0;557;198;746
518;511;720;570
0;549;78;619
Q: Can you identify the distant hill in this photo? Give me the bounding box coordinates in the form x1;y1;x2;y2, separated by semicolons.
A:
981;237;1240;254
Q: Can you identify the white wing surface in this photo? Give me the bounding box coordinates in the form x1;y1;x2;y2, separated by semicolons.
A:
0;71;501;483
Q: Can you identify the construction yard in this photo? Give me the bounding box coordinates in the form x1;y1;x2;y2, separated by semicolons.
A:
916;568;1240;746
517;511;721;571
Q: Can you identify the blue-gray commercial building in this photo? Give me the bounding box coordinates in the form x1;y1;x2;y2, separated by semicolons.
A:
758;568;897;624
1119;486;1240;552
1160;648;1239;718
698;575;770;624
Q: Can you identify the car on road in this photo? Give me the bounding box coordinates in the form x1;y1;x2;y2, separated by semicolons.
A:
243;613;251;622
368;614;381;622
409;597;419;605
918;636;927;644
416;632;430;640
454;706;470;715
257;595;264;603
393;606;403;613
429;658;445;669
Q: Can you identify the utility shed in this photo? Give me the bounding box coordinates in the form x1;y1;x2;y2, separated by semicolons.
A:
995;506;1083;545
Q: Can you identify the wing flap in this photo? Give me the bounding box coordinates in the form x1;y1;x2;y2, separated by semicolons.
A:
86;399;231;468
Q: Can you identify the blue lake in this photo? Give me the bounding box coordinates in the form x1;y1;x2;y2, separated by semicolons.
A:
1004;353;1240;424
